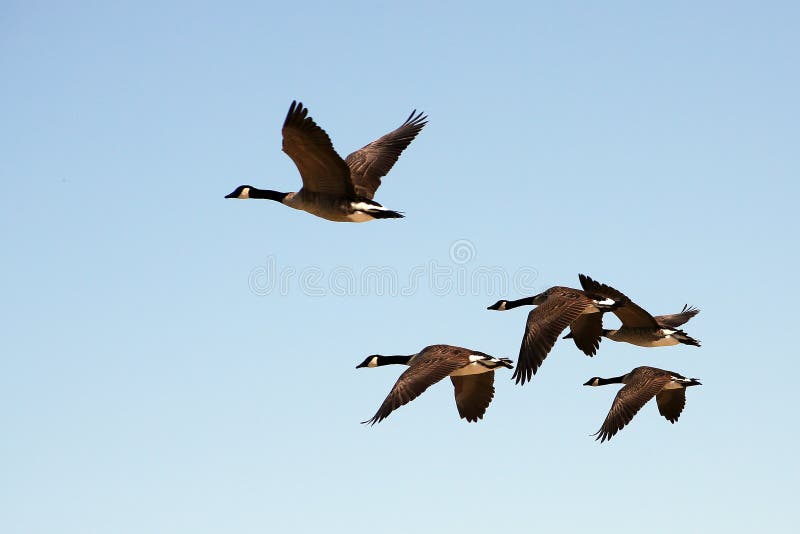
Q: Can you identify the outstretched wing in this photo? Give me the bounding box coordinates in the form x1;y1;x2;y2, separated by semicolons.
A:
362;353;463;425
655;305;700;328
451;372;495;422
567;313;603;357
656;388;687;423
593;371;673;442
281;101;354;196
579;274;659;329
513;289;590;385
345;110;427;199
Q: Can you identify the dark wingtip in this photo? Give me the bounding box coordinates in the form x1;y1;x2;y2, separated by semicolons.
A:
405;109;428;127
511;368;531;386
371;209;404;220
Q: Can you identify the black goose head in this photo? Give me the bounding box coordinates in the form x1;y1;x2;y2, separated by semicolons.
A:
225;185;253;199
487;300;509;311
225;186;289;201
583;375;626;386
356;355;381;369
355;354;413;368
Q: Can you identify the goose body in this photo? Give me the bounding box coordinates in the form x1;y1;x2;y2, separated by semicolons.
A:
571;276;701;348
487;274;623;385
225;100;427;222
602;327;694;347
584;366;702;442
356;344;513;425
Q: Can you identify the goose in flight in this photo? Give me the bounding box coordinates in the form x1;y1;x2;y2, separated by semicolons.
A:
563;276;701;348
584;366;702;442
357;344;513;425
226;100;427;222
487;274;622;385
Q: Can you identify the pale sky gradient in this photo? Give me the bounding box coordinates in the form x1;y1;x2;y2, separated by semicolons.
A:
2;1;798;533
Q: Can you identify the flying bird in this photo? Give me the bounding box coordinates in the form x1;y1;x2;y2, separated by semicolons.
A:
487;274;623;385
584;366;702;442
563;276;701;348
357;344;513;425
225;100;426;222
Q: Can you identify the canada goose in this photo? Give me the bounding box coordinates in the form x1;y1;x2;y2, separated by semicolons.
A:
356;344;513;425
564;276;701;348
584;366;702;442
487;274;622;385
225;101;426;222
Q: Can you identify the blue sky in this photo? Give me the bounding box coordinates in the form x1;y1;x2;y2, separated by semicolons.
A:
1;1;798;532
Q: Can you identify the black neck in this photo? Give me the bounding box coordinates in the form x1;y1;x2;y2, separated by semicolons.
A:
503;296;536;310
597;374;626;385
249;188;289;202
375;355;413;366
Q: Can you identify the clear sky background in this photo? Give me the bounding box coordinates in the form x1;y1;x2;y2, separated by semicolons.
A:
2;1;798;533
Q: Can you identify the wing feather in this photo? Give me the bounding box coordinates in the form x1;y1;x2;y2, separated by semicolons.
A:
451;372;495;422
579;274;659;328
362;349;464;425
593;368;672;442
655;305;700;329
345;110;427;199
567;313;603;357
512;289;592;385
281;101;354;196
656;388;687;423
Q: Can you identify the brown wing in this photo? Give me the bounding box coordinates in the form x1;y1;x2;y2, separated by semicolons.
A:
567;313;603;357
512;288;591;385
656;388;687;423
345;110;427;199
362;350;465;425
281;101;355;196
579;274;658;328
655;305;700;329
450;372;495;422
593;368;673;442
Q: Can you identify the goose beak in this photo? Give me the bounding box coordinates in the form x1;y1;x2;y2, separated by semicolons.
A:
582;379;594;386
224;191;237;199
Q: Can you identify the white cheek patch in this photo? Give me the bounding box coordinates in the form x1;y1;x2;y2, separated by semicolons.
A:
367;357;379;368
240;187;250;199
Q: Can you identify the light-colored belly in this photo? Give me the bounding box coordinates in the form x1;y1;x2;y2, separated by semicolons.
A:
343;211;373;223
449;363;494;377
285;192;374;223
609;329;680;347
640;337;680;347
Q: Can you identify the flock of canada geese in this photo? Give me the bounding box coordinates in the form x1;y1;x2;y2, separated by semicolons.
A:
226;101;703;443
